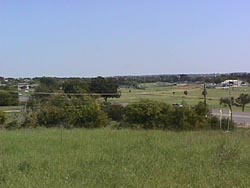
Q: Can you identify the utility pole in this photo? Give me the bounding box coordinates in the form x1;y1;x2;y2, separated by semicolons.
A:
228;87;233;131
202;83;207;106
219;109;222;129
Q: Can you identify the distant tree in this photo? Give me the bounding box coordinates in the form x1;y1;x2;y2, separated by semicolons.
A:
184;90;188;95
90;77;120;101
36;77;60;93
39;77;59;88
211;77;222;84
235;93;250;112
179;74;190;82
62;79;89;94
0;91;19;106
34;77;61;100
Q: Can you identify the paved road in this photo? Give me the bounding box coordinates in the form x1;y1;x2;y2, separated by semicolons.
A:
212;109;250;127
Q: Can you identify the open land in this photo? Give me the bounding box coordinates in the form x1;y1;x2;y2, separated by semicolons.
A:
111;84;250;112
0;129;250;188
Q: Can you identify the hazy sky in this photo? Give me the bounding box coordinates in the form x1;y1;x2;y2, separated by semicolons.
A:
1;0;250;77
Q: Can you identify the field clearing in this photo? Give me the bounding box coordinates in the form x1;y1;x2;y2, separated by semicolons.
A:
111;84;250;112
0;129;250;187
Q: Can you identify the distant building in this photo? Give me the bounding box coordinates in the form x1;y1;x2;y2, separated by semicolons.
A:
0;82;6;87
221;80;248;87
18;83;30;91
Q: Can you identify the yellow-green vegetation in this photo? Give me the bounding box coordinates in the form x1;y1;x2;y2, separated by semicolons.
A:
0;129;249;188
111;84;250;111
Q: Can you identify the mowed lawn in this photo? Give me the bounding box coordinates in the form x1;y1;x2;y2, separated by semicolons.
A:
111;84;250;112
1;129;250;188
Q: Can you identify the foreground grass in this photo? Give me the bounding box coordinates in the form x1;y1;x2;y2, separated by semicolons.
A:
0;129;250;188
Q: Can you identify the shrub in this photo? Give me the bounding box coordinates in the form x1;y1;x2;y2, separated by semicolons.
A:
0;111;6;125
104;103;125;121
66;102;109;128
124;100;230;131
207;115;235;130
23;112;38;128
37;105;65;127
4;120;19;130
193;102;209;116
125;100;172;129
170;106;197;130
24;94;109;128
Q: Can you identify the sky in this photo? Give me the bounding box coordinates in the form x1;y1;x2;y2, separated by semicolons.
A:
0;0;250;78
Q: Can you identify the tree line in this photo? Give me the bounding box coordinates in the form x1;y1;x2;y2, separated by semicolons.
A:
0;94;234;131
0;76;120;106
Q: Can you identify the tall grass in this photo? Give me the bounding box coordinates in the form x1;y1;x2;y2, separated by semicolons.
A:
0;129;250;187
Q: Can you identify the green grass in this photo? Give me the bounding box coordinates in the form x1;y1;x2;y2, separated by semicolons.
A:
0;106;21;111
111;84;250;112
0;129;250;187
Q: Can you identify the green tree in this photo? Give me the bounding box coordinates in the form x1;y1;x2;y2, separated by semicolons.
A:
25;94;109;128
125;100;172;129
235;93;250;112
66;102;109;128
37;105;65;127
39;77;59;89
90;77;120;101
35;77;60;93
25;94;69;127
62;79;89;94
0;90;19;106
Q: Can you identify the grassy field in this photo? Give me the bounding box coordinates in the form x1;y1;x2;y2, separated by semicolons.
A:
0;129;250;187
1;83;250;114
0;106;21;111
111;84;250;112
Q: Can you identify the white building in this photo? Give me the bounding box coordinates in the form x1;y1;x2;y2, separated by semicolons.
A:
18;83;30;91
221;80;248;87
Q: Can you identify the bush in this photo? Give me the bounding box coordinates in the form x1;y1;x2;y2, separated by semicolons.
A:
66;102;109;128
193;102;209;116
124;100;232;131
0;111;6;125
23;112;38;128
125;100;172;129
37;105;65;127
4;120;19;130
24;94;110;128
208;115;235;130
104;103;125;121
171;106;196;130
